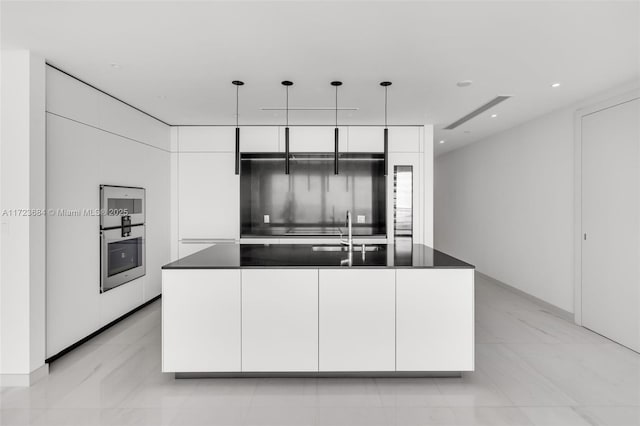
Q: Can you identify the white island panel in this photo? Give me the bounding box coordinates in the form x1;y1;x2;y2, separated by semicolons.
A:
162;269;241;372
241;269;319;372
319;269;395;371
396;269;474;371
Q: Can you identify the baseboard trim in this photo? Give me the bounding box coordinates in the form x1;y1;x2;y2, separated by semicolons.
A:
0;364;49;387
476;271;574;322
175;371;464;379
45;294;161;364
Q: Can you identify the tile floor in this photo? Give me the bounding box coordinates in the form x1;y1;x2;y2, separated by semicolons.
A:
1;274;638;425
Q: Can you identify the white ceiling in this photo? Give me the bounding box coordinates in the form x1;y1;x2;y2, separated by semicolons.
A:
2;1;639;155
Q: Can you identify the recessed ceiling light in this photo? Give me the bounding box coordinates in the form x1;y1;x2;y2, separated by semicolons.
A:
456;80;473;88
491;114;497;118
110;63;120;69
551;82;561;88
439;140;445;144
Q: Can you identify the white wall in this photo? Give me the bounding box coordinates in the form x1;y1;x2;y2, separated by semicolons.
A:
0;51;47;386
45;66;171;358
435;83;639;313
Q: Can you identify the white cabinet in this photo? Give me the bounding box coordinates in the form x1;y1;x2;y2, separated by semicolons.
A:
162;269;241;372
178;126;235;152
241;269;318;371
318;269;395;371
240;126;280;152
348;127;384;152
284;126;348;152
396;269;474;371
178;242;214;258
178;152;239;240
388;127;421;152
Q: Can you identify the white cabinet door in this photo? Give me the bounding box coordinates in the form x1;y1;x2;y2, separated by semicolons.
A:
162;269;241;372
396;269;474;371
285;126;348;152
240;126;280;152
348;127;384;152
241;269;318;371
178;126;235;152
178;152;239;240
178;242;215;258
319;269;395;371
388;127;421;152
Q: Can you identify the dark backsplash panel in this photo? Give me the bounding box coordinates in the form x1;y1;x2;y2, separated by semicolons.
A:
240;153;386;237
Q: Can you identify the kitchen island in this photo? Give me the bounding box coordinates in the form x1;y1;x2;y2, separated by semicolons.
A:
161;243;474;377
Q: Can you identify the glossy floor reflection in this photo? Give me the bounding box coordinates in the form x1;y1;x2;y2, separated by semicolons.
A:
1;273;638;425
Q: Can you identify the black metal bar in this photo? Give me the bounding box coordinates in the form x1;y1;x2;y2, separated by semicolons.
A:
285;127;290;174
384;128;388;176
334;127;339;174
235;127;240;175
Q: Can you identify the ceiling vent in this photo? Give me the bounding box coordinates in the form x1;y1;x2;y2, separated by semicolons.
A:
444;96;512;130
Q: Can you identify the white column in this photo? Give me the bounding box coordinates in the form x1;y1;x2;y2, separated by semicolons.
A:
0;50;47;386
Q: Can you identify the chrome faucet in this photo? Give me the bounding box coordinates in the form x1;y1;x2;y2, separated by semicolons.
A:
339;210;353;252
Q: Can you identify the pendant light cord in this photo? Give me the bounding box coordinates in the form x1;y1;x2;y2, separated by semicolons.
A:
335;85;338;127
384;86;388;128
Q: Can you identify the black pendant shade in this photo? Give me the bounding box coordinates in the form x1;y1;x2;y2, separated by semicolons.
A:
331;81;342;175
232;80;244;175
282;81;293;174
380;81;391;176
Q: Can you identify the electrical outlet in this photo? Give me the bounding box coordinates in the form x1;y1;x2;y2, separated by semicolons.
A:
263;215;270;224
357;215;366;224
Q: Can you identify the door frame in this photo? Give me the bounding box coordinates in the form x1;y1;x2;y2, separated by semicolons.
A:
573;89;640;325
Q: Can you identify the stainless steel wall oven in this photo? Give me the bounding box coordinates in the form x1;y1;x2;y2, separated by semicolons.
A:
100;185;146;293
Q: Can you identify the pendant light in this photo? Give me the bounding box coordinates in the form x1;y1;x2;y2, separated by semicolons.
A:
282;80;293;174
331;81;342;174
232;80;244;175
380;81;392;176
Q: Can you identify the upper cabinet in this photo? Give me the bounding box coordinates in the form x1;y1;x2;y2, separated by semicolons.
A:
178;127;235;152
283;126;348;152
176;125;421;153
348;126;421;153
177;126;280;152
388;127;422;152
178;152;239;240
347;127;384;152
241;126;280;152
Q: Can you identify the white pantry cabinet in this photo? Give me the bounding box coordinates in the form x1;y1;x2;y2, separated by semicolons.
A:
348;127;385;152
348;126;422;153
240;126;280;152
396;269;474;371
178;242;214;258
162;269;241;372
177;152;239;240
241;269;318;371
388;127;421;152
178;126;235;152
318;269;396;371
283;126;348;152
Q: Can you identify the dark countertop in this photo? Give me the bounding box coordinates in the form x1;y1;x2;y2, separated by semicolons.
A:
162;243;474;269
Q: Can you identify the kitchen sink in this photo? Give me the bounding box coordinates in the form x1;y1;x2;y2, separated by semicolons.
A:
311;245;381;252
